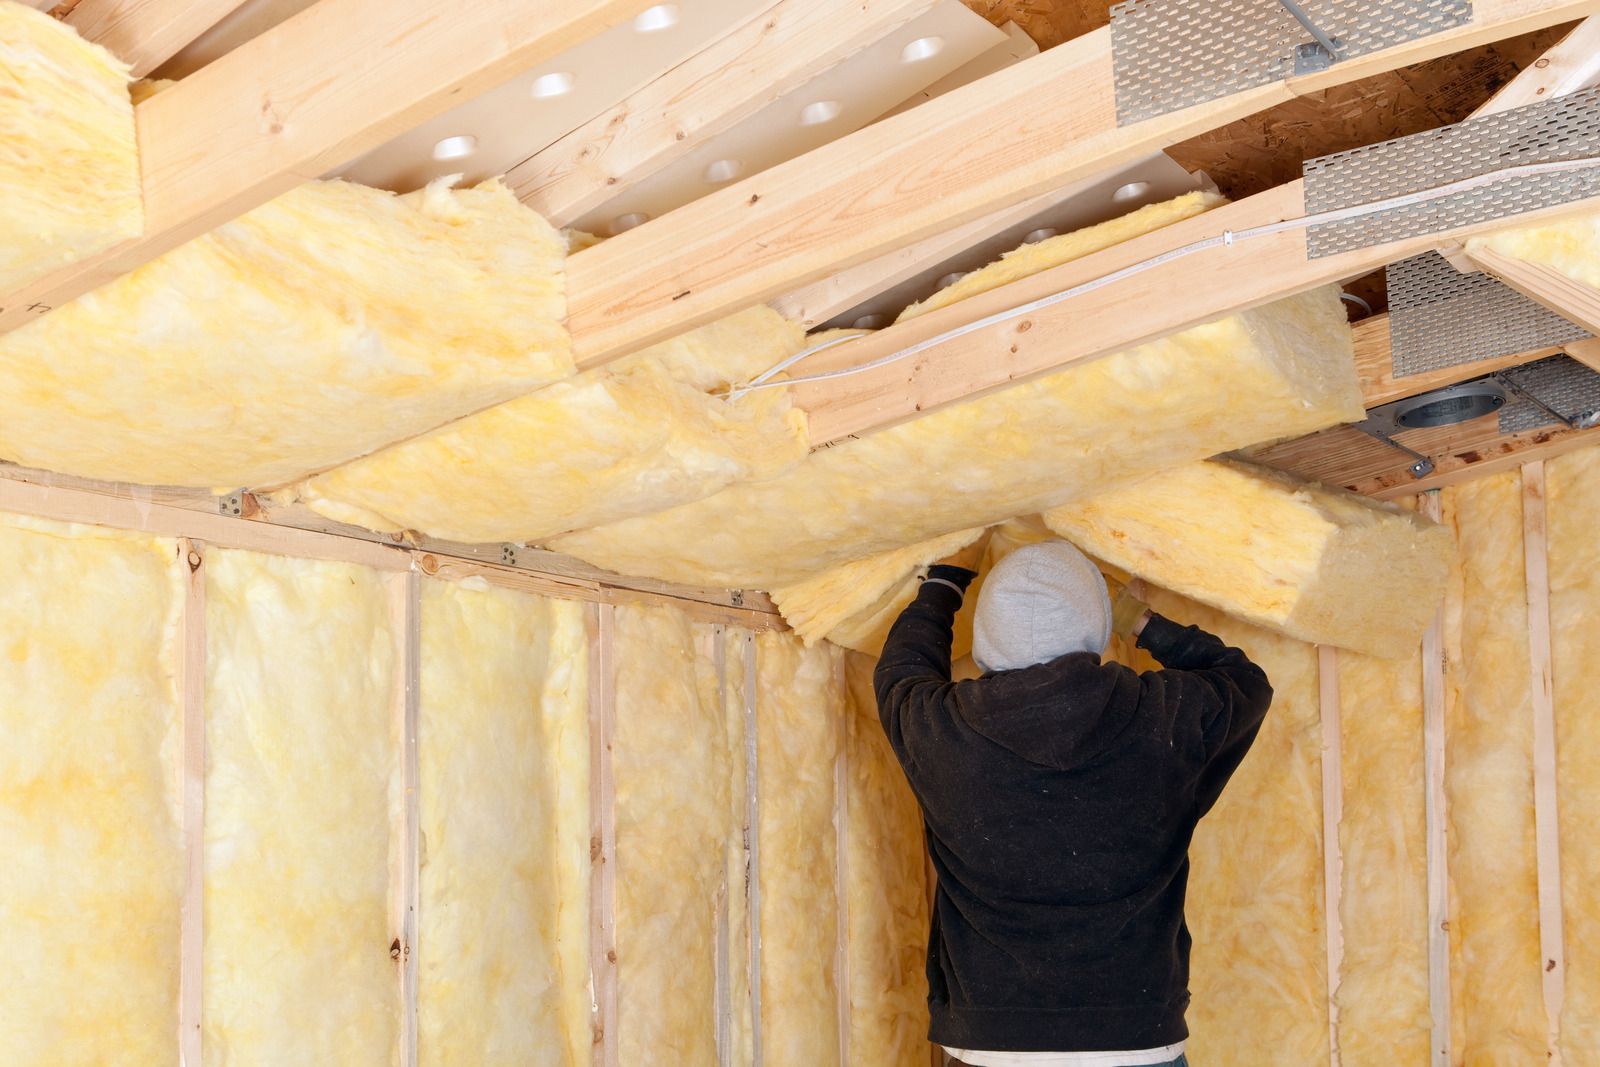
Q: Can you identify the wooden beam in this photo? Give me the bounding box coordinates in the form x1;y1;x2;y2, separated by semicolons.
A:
1522;460;1568;1065
1352;313;1566;406
1319;644;1345;1067
388;567;421;1067
1420;490;1450;1067
177;538;206;1067
0;0;654;335
1470;16;1600;118
587;603;619;1067
563;0;1600;367
741;632;765;1066
60;0;248;78
1564;335;1600;371
1461;244;1600;334
793;178;1600;446
507;0;939;228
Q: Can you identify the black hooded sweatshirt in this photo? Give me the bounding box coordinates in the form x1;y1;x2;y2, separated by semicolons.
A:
874;565;1273;1054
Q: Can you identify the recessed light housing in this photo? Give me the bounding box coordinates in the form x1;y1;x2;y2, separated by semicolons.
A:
611;212;651;235
531;72;574;99
431;135;477;161
799;100;842;126
901;36;945;63
703;159;743;184
633;4;679;32
1112;181;1153;203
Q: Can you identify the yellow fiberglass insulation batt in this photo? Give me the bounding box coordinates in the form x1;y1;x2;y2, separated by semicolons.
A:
1041;459;1452;657
296;306;810;543
1335;642;1430;1064
611;603;734;1065
1463;206;1600;285
0;516;182;1065
842;651;933;1067
0;1;140;293
417;579;590;1067
1548;447;1600;1062
549;197;1362;589
1439;473;1545;1065
203;549;399;1064
1114;590;1329;1065
0;178;569;489
756;632;845;1067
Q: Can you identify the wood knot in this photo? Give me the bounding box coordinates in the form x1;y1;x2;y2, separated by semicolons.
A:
186;551;203;571
390;938;402;961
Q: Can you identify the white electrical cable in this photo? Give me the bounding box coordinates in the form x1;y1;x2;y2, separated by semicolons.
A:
723;155;1600;400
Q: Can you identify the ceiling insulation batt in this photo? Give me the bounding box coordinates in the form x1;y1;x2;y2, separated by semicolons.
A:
0;1;140;292
1041;459;1453;657
1464;206;1600;285
0;178;569;489
295;306;810;543
550;194;1363;589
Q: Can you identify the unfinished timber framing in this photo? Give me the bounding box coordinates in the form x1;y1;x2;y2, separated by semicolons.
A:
832;650;852;1067
389;568;422;1067
57;0;249;78
742;631;765;1067
1420;490;1451;1067
1522;461;1568;1062
177;537;205;1067
588;603;620;1067
1318;645;1345;1067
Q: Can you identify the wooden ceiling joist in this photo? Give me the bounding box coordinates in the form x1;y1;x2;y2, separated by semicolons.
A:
506;0;942;228
787;177;1600;445
0;0;655;335
1468;14;1600;117
563;0;1600;369
58;0;249;78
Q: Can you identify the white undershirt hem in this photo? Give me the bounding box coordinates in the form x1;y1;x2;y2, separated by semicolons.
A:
941;1041;1185;1066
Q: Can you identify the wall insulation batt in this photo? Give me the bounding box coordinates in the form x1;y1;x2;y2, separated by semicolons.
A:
0;178;569;489
841;651;932;1066
1548;446;1600;1062
295;306;809;543
0;1;140;293
755;633;845;1066
1438;473;1546;1064
416;578;590;1066
610;603;735;1063
1114;589;1329;1065
203;549;399;1063
1041;459;1451;656
0;515;182;1064
549;194;1363;590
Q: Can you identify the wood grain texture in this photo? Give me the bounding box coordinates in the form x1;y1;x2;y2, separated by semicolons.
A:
1420;490;1450;1067
1466;245;1600;334
1319;645;1345;1067
179;538;206;1067
1471;16;1600;116
62;0;246;77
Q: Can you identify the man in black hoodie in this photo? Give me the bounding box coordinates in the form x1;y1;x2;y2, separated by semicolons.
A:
875;536;1273;1067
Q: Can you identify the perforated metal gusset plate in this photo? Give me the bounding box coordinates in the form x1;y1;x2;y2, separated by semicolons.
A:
1386;251;1590;376
1499;356;1600;432
1304;87;1600;256
1109;0;1470;125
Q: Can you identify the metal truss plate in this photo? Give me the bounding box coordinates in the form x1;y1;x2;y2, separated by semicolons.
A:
1499;355;1600;432
1110;0;1470;125
1304;87;1600;257
1387;251;1590;377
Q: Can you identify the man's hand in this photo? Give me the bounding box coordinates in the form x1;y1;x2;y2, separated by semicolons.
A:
935;529;991;573
1112;584;1152;639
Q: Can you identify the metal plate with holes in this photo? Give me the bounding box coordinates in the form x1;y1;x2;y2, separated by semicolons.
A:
1109;0;1470;125
1499;355;1600;432
1304;87;1600;257
1387;251;1590;376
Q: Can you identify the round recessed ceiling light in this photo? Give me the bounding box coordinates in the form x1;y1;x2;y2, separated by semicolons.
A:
852;314;889;330
935;272;968;291
431;135;477;161
799;100;842;126
1023;228;1059;244
1111;181;1153;203
703;159;743;184
1394;382;1507;429
611;212;651;235
901;36;945;63
531;72;574;99
633;4;679;32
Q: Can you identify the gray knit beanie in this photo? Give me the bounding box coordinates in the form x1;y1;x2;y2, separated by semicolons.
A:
971;540;1112;672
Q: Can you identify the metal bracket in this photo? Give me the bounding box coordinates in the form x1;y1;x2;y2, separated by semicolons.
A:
217;491;245;517
1496;356;1600;432
500;543;520;567
1278;0;1343;71
1352;421;1436;478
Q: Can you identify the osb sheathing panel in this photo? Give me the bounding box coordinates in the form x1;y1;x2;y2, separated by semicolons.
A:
203;549;399;1063
0;1;140;292
1043;459;1452;657
841;652;932;1067
756;632;844;1067
417;578;590;1066
0;179;568;489
1335;643;1430;1063
0;516;182;1065
1439;473;1545;1065
1548;446;1600;1062
551;196;1361;589
1113;590;1329;1065
297;306;808;544
611;603;733;1064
